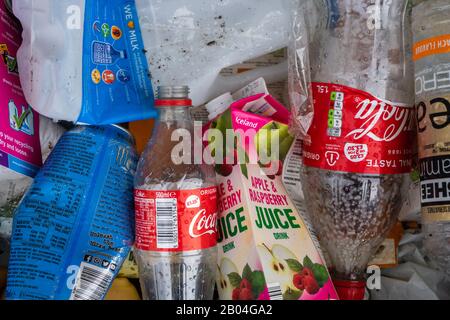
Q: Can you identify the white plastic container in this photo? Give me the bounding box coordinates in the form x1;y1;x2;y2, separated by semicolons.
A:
12;0;295;123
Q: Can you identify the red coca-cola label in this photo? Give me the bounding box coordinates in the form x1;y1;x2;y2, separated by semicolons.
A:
134;187;218;251
303;83;415;174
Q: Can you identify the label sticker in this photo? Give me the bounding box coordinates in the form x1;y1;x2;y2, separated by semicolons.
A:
416;57;450;222
79;0;156;124
135;187;218;252
6;126;137;300
303;83;415;175
0;5;42;177
413;34;450;61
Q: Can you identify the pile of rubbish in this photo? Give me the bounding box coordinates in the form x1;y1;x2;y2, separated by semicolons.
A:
0;0;448;300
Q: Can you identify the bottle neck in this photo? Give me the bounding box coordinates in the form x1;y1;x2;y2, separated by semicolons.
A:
158;106;192;123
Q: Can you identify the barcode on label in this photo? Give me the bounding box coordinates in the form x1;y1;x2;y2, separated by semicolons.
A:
156;198;178;249
267;283;283;300
70;262;113;300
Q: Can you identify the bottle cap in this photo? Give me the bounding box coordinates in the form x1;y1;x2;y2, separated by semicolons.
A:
332;279;366;300
156;86;192;107
205;92;234;120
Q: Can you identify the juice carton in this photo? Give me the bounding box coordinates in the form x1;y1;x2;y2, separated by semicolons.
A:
207;94;339;300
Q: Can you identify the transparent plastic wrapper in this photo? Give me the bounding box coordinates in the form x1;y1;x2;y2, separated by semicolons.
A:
6;125;137;300
412;0;450;278
137;0;297;106
292;0;416;299
288;0;315;137
371;231;450;300
12;0;156;124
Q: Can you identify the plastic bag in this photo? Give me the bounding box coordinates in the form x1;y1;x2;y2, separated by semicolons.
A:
137;0;296;106
371;231;450;300
13;0;156;124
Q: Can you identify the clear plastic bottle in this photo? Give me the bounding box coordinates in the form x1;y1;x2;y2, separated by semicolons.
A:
300;0;415;299
134;86;218;300
412;0;450;278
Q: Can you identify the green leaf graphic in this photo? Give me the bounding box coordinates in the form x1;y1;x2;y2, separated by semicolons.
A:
286;259;303;272
312;264;329;288
303;256;314;270
250;271;266;298
227;272;242;288
242;264;252;280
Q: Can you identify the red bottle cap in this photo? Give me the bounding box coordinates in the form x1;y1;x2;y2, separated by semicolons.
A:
332;279;366;300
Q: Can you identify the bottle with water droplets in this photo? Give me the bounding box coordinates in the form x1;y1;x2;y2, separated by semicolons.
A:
134;86;218;300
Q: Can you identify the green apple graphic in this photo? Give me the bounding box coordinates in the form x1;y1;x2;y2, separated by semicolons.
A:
255;121;294;166
216;258;239;300
257;243;302;300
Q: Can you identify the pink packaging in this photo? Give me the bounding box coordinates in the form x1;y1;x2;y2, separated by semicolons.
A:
206;94;339;300
0;3;41;177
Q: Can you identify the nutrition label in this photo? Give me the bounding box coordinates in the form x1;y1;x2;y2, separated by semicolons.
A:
7;126;137;300
79;0;156;124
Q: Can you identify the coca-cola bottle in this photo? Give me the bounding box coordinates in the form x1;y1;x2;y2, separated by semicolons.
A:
134;86;218;300
300;0;415;299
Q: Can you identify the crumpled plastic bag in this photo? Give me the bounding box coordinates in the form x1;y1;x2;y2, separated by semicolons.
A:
370;231;450;300
137;0;297;106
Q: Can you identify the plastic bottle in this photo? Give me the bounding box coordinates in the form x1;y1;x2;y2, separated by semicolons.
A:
134;86;218;300
412;0;450;278
300;0;415;299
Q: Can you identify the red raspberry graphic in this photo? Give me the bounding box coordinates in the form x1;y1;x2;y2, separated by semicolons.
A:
232;288;241;300
239;288;254;300
293;273;305;290
301;267;314;278
240;278;252;290
304;276;319;295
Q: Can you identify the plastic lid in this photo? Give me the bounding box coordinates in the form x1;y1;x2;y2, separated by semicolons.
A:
156;86;192;107
333;279;366;300
157;86;190;99
205;93;234;120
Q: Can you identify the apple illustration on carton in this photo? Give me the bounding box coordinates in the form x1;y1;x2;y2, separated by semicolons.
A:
257;243;301;300
216;258;239;300
255;121;294;165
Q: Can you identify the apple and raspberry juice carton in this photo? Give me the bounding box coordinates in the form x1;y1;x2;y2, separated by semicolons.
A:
207;94;339;300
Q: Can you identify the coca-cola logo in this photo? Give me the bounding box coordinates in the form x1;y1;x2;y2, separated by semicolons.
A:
189;209;217;238
346;99;414;142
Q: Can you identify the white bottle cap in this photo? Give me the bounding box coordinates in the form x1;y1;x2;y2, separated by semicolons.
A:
205;93;234;121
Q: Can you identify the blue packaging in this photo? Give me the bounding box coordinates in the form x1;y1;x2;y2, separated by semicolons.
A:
6;125;138;300
79;0;156;124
